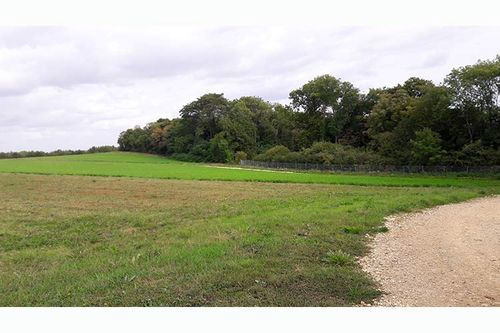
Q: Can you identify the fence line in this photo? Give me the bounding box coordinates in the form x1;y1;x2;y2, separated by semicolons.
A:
239;160;500;174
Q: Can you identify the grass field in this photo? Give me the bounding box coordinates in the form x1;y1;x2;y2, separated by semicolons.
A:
0;152;498;188
0;152;499;306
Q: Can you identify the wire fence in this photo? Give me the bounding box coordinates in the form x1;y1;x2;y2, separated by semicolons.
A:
240;160;500;174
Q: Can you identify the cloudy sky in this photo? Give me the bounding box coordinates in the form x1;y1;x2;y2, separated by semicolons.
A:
0;26;499;152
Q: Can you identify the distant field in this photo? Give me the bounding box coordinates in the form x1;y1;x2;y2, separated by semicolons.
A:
0;152;498;188
0;152;499;306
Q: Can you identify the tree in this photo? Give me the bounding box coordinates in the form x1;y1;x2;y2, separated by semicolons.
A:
445;56;500;146
271;103;301;150
208;133;233;163
164;118;195;155
289;75;361;145
408;85;465;151
402;77;435;98
367;88;413;135
179;93;230;142
366;88;416;162
410;128;444;165
117;126;151;152
238;96;277;150
340;89;380;147
220;101;257;156
115;55;500;167
147;119;172;154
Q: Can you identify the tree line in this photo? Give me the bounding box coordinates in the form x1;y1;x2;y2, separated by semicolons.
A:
118;56;500;166
0;146;116;159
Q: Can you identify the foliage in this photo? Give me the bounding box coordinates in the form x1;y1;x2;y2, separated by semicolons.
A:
410;128;445;165
256;142;387;166
290;75;362;145
234;151;248;163
445;56;500;147
114;56;500;166
0;146;117;159
208;133;233;163
254;145;292;162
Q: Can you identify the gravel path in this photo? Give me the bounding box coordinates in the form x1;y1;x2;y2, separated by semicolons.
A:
360;196;500;306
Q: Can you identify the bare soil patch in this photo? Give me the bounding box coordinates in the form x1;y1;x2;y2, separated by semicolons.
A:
361;196;500;306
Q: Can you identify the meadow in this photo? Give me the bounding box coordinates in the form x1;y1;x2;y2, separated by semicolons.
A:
0;152;498;306
0;152;498;188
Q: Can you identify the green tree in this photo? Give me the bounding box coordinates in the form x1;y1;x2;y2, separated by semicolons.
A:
410;128;444;165
220;101;257;156
164;118;195;155
237;96;277;150
402;77;435;98
289;75;361;145
208;133;233;163
147;119;172;154
366;88;415;162
271;103;301;150
179;93;230;142
445;56;500;146
117;126;151;152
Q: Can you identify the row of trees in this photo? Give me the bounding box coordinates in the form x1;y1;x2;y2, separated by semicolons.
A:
118;56;500;166
0;146;116;159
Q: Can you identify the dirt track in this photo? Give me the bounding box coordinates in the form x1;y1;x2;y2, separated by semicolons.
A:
360;196;500;306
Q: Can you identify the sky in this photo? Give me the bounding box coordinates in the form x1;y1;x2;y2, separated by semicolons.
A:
0;26;499;152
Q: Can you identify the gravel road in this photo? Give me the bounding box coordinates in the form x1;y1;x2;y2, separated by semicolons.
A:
360;196;500;306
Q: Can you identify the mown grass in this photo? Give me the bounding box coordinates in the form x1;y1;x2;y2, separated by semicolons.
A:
0;152;498;188
1;171;498;306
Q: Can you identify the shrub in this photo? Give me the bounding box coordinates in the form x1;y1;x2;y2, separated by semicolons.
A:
190;141;210;161
410;128;445;165
87;145;117;153
234;151;248;164
255;145;291;162
455;140;500;166
255;142;389;166
208;133;233;163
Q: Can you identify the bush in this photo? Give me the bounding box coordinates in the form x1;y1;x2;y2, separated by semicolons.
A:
234;151;248;164
255;145;291;162
87;145;117;153
208;133;233;163
255;142;388;166
455;140;500;166
0;147;117;160
410;128;445;165
190;141;210;161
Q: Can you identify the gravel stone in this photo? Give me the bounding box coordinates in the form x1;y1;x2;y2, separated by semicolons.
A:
360;196;500;307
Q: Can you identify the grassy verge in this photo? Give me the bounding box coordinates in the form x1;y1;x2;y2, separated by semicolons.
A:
1;173;497;306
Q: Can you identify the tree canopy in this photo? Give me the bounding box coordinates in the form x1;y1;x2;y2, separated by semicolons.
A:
118;56;500;166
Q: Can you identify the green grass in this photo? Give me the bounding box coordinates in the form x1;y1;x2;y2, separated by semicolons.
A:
0;152;498;188
0;152;498;306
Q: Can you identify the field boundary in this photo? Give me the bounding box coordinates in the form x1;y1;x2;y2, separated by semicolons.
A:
240;160;500;174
